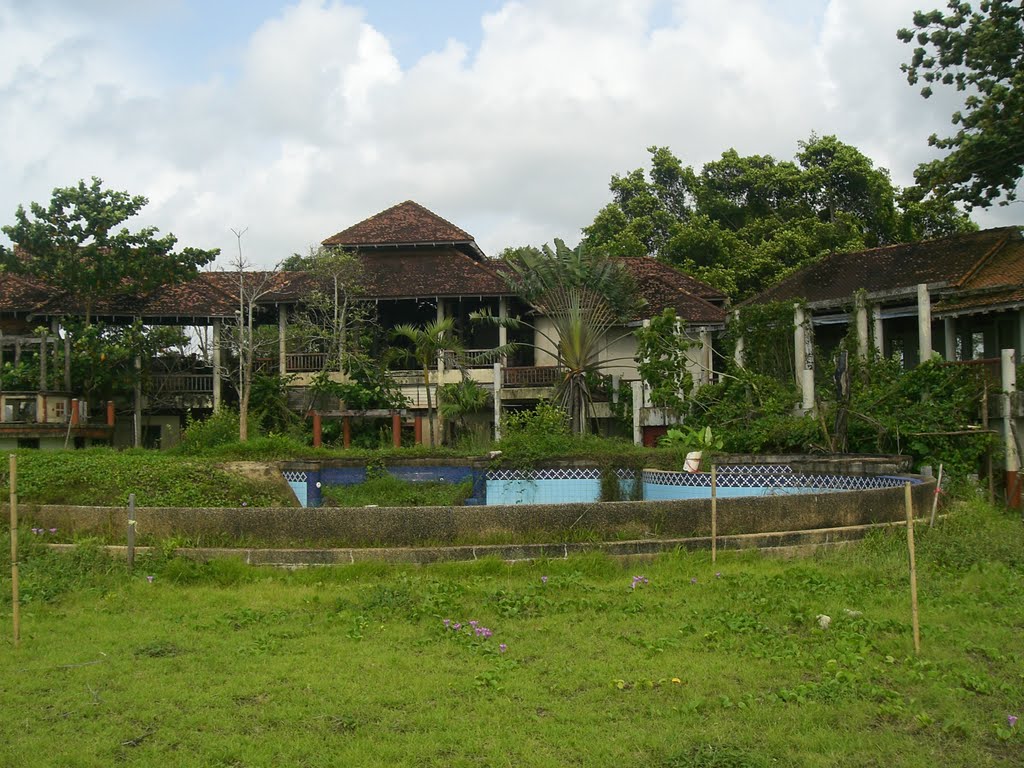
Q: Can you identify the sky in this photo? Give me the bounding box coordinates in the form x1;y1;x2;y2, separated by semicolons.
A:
0;0;1019;269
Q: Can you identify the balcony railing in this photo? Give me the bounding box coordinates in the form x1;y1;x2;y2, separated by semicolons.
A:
151;374;214;394
503;366;561;388
442;348;500;369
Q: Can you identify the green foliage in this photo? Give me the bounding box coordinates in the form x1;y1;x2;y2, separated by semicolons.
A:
495;240;644;433
321;475;474;507
659;425;724;453
177;409;242;454
728;302;796;382
248;373;300;435
0;449;293;507
309;367;407;412
635;309;695;409
840;356;998;478
497;401;576;463
584;139;975;300
0;177;217;321
898;1;1024;208
438;378;492;443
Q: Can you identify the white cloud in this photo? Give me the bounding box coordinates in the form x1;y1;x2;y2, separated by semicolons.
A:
0;0;1018;273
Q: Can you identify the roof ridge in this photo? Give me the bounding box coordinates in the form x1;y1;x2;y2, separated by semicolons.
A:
952;230;1012;288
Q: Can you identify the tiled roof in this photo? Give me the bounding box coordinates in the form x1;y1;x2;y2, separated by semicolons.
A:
622;258;727;325
749;227;1021;306
322;201;476;249
0;272;52;313
934;230;1024;314
621;257;726;303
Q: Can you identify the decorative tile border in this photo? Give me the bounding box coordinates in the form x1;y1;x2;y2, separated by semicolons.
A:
282;471;308;483
643;468;918;491
486;468;602;482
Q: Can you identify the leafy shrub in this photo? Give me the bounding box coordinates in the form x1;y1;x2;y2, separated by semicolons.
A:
497;401;577;463
177;409;241;454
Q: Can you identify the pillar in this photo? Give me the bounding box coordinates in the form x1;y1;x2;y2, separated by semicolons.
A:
392;411;401;448
794;305;806;388
71;398;80;427
414;416;423;445
63;331;72;391
106;400;115;427
133;353;142;448
436;299;446;382
1001;349;1020;508
342;415;350;449
278;305;288;375
212;320;222;413
498;297;508;363
872;305;884;357
917;283;933;364
854;293;869;360
39;331;48;390
631;380;643;446
493;362;503;441
944;317;957;362
794;305;814;412
699;328;712;386
311;411;322;448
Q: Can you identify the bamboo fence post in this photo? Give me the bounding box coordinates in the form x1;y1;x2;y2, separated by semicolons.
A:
929;464;943;528
127;493;136;571
710;464;717;564
905;482;921;655
9;454;20;648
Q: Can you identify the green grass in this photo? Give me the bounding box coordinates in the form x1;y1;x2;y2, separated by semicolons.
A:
0;449;296;507
1;501;1022;767
321;475;474;507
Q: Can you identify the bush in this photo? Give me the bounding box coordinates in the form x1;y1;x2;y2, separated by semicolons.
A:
497;401;576;463
177;409;241;454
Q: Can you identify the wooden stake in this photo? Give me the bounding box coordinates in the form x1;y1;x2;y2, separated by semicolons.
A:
905;482;920;655
127;493;136;572
9;454;20;648
929;464;943;528
710;464;717;564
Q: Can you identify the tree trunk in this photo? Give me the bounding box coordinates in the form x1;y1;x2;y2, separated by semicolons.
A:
424;366;434;447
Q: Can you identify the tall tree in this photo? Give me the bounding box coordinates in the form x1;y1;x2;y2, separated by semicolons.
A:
898;1;1024;208
0;177;217;323
584;138;975;300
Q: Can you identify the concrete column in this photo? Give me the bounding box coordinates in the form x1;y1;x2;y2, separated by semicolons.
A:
631;380;643;446
278;305;288;375
133;353;142;448
39;331;48;390
794;305;806;390
212;320;222;413
1002;349;1020;508
498;297;508;362
436;299;446;382
63;331;72;391
699;328;712;386
734;335;744;369
944;317;957;362
71;398;80;427
392;412;401;448
312;411;322;448
872;305;884;357
855;293;869;360
106;400;115;427
492;362;503;441
917;283;933;364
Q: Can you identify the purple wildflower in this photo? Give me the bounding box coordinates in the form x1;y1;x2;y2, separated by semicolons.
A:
541;575;548;584
1009;714;1018;728
49;527;57;534
499;643;507;653
241;502;248;507
690;577;698;584
470;620;478;628
715;572;722;579
453;623;461;631
443;619;451;628
146;575;154;583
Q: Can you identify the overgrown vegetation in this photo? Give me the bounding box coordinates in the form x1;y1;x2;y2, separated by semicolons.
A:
1;501;1021;766
321;475;474;507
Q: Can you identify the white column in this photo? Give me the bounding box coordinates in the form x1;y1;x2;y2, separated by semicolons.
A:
917;283;933;365
278;305;288;375
1002;348;1019;480
699;328;712;386
212;320;222;413
872;305;884;357
436;299;445;382
631;380;643;446
133;352;142;448
498;297;508;359
855;293;869;360
944;317;957;361
794;305;806;392
492;362;502;441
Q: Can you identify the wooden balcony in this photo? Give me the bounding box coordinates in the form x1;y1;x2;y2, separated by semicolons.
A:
503;366;561;388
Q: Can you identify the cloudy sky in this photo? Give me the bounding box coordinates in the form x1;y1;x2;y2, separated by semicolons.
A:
0;0;1018;268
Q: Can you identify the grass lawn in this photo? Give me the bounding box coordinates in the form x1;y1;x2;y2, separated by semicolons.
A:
1;501;1022;767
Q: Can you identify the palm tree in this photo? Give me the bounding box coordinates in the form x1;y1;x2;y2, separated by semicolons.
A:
478;240;645;434
391;317;459;447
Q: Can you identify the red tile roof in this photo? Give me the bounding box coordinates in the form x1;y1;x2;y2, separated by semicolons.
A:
622;258;727;325
749;227;1021;306
322;201;477;250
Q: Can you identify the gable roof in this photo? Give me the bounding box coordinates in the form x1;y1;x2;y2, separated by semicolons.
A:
622;258;727;325
322;201;482;256
750;227;1022;307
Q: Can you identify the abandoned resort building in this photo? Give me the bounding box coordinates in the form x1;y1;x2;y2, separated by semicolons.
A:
1;202;1021;471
